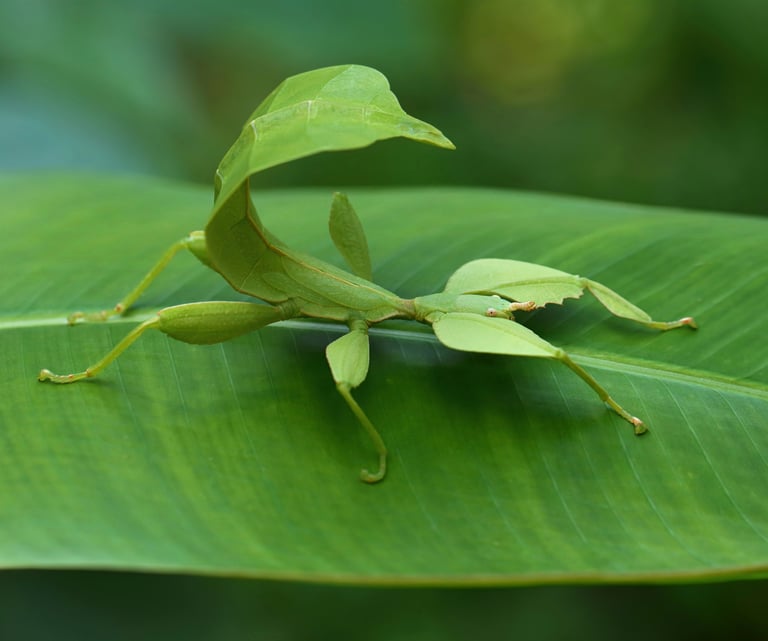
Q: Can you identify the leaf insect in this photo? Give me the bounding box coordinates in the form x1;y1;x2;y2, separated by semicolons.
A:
39;65;697;483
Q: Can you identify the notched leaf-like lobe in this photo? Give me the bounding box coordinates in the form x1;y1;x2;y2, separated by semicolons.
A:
444;258;585;306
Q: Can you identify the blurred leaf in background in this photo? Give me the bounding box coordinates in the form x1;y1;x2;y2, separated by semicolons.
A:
2;0;767;212
2;571;768;641
0;1;203;175
456;0;768;214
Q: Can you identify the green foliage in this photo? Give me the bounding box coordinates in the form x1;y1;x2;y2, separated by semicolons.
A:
2;173;767;582
2;571;768;641
3;0;767;634
3;0;767;214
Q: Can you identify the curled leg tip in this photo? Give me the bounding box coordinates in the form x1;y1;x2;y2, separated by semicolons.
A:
360;466;386;484
681;316;698;330
632;417;647;435
38;368;82;383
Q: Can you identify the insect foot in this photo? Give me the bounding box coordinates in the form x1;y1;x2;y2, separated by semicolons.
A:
38;368;91;383
680;316;698;329
67;310;107;324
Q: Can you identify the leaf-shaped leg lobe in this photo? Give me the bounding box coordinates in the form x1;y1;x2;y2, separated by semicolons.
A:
584;279;697;331
325;321;387;483
39;301;288;383
431;312;646;433
442;258;697;331
328;193;372;281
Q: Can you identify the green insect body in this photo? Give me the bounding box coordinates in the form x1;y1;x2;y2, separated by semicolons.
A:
39;65;696;483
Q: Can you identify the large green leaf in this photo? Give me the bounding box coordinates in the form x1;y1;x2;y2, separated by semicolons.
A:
2;173;767;583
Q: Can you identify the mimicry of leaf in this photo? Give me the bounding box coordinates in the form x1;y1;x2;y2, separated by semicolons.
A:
2;174;767;583
207;64;454;299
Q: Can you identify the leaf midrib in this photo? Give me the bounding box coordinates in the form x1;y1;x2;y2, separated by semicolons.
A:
5;310;766;402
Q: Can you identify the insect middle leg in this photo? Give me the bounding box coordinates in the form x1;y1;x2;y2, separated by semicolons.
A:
325;319;387;483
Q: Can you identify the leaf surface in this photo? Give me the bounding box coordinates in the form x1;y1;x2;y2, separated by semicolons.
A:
2;174;767;584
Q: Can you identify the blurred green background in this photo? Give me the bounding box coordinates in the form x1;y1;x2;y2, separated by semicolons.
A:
2;571;768;641
2;0;767;214
2;0;767;638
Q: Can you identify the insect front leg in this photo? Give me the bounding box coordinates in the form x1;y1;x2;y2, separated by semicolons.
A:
40;301;291;383
432;312;648;434
583;279;697;331
325;318;387;483
68;231;210;324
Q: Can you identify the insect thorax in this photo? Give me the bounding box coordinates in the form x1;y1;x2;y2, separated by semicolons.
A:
412;293;516;323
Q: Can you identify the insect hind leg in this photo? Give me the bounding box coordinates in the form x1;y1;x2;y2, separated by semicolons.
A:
68;231;210;324
40;301;289;384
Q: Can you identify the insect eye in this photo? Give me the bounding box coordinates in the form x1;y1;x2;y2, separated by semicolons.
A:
486;308;497;317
